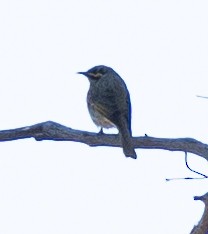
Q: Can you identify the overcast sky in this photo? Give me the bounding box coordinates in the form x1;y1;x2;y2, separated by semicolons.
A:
0;1;208;234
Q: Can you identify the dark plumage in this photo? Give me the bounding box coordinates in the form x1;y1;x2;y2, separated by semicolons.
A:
78;65;137;159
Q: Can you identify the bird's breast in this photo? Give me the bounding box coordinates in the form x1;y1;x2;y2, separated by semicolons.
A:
87;102;115;128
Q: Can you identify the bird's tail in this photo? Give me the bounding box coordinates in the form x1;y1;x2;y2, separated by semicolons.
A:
118;123;137;159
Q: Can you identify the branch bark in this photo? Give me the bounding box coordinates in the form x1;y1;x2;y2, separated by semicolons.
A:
190;192;208;234
0;121;207;161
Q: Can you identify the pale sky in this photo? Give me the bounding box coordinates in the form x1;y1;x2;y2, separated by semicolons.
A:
0;1;207;234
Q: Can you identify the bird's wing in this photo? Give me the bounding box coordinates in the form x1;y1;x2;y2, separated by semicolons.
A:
94;81;131;129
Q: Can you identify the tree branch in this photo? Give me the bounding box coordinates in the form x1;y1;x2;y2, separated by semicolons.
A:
190;192;208;234
0;121;207;160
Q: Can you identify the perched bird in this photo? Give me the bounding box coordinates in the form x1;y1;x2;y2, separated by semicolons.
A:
78;65;137;159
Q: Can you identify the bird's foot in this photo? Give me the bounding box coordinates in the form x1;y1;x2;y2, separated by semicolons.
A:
97;128;104;135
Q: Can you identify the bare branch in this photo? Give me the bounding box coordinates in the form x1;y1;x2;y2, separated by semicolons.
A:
0;121;207;161
190;192;208;234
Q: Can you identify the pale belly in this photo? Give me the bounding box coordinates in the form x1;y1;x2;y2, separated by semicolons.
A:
88;107;116;129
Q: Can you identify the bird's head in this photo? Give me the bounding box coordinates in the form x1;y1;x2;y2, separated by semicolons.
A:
77;65;113;82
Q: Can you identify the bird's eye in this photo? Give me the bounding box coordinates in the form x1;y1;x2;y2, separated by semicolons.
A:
95;72;103;78
87;67;107;79
99;68;105;74
89;71;103;79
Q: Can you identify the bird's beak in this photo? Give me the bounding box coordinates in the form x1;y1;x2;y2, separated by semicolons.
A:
194;195;205;201
77;71;88;76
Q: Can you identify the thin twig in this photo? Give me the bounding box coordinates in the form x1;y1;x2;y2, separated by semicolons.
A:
185;151;208;178
196;95;208;99
166;152;208;181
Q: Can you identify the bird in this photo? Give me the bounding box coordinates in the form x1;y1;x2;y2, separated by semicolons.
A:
78;65;137;159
